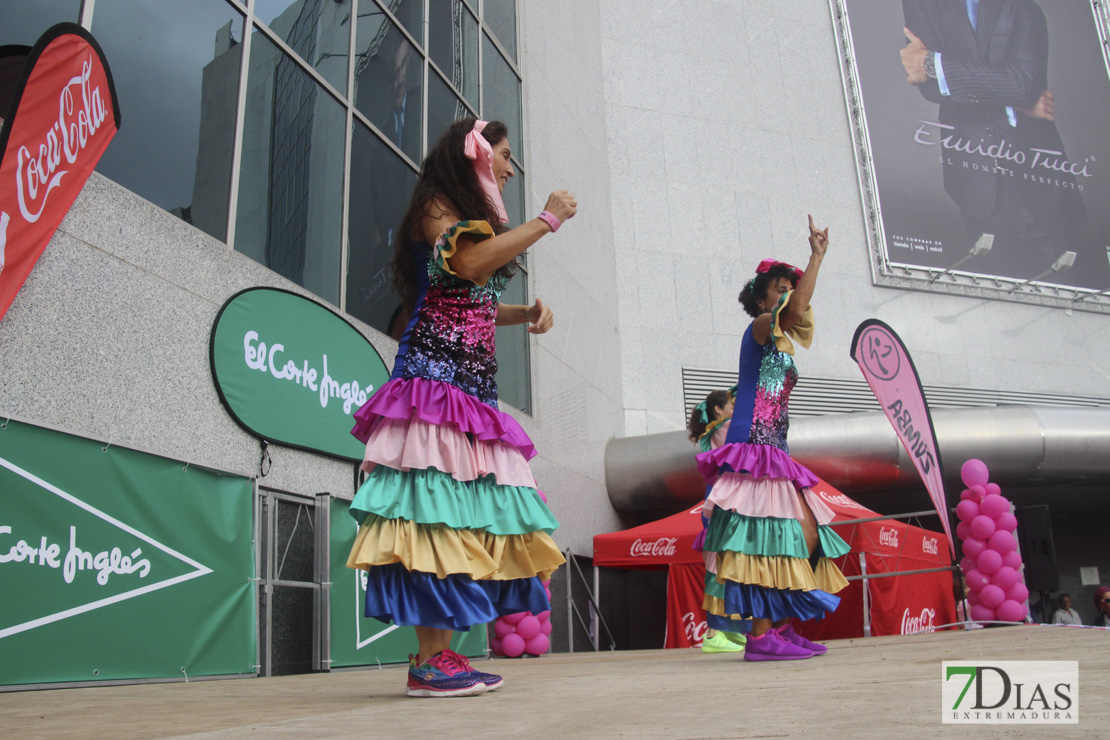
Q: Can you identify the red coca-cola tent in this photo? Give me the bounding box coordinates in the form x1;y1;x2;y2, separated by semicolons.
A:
593;477;956;648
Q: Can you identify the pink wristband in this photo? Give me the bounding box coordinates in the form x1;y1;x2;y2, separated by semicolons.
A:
538;210;561;233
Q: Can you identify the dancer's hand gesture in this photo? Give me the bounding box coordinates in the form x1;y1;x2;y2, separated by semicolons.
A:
807;214;829;258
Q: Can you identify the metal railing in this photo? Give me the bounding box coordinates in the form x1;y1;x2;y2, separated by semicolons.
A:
563;548;616;652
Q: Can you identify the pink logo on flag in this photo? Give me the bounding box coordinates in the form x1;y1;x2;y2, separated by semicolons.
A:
851;319;955;557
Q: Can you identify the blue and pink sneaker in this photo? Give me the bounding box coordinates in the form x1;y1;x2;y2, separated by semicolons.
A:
442;649;504;692
406;652;487;698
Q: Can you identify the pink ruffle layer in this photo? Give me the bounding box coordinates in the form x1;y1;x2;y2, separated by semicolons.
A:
695;442;819;489
360;416;536;488
704;550;718;574
352;377;536;460
704;473;836;526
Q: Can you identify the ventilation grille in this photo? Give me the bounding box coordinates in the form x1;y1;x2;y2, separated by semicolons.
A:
682;367;1110;419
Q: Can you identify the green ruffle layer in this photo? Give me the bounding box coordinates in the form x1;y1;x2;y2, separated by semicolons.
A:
704;569;726;599
350;465;558;536
704;511;851;560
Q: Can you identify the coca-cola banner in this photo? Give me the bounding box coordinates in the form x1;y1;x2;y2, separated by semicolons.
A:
593;503;704;568
850;319;955;558
664;562;707;649
0;23;120;323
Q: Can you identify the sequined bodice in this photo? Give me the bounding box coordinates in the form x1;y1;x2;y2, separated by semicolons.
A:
724;323;799;453
748;339;797;450
392;243;506;406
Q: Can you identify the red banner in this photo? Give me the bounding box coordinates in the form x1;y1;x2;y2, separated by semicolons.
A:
0;23;120;322
664;562;707;649
850;319;955;557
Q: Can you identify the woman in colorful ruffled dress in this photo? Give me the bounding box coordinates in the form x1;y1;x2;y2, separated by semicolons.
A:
697;215;850;662
347;118;575;697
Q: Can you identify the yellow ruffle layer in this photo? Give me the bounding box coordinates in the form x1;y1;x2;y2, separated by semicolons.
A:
715;552;849;594
436;220;496;286
771;290;815;355
346;515;564;581
703;594;734;618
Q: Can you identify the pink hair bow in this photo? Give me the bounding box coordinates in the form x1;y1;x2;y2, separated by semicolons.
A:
463;120;509;224
755;258;803;281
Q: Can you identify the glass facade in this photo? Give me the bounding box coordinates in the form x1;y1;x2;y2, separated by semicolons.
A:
1;0;531;413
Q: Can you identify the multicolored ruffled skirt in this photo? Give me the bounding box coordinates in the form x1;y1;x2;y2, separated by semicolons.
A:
346;377;565;631
696;442;850;622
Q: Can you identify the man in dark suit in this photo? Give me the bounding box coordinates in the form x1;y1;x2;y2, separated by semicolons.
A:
900;0;1088;278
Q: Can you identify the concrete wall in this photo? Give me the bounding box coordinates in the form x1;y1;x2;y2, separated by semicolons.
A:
599;0;1110;440
517;0;625;555
0;174;363;500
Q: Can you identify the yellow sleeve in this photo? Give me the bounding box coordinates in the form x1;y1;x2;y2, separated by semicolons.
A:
769;290;815;355
434;220;496;285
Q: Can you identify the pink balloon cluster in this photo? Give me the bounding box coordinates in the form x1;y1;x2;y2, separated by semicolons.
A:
490;581;553;657
955;459;1028;624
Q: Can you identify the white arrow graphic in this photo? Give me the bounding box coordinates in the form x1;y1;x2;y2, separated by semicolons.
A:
0;455;214;640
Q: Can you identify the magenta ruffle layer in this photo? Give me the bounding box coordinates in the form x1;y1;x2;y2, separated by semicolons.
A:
695;442;819;488
352;377;536;460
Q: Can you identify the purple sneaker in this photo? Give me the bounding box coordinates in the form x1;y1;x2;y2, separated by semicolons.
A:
777;625;827;656
406;652;486;697
443;649;504;692
743;629;814;662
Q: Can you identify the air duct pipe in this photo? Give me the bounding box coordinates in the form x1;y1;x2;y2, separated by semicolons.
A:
604;406;1110;513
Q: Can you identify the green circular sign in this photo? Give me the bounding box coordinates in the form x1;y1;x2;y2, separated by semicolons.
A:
210;288;390;461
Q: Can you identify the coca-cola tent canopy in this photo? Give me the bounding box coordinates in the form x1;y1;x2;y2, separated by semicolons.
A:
593;476;957;646
593;502;705;568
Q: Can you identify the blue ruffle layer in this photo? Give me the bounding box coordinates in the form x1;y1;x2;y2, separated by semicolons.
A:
707;613;751;633
722;582;840;622
363;562;551;631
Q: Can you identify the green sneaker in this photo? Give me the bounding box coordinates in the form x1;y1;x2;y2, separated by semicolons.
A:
722;630;747;646
701;632;744;653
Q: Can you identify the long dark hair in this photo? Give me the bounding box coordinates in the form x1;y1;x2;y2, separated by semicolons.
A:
390;118;515;312
688;389;730;442
738;263;801;318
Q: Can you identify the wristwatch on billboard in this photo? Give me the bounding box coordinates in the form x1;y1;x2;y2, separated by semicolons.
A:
923;50;937;80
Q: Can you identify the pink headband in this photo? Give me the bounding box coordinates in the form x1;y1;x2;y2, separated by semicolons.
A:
463;120;509;224
756;258;803;282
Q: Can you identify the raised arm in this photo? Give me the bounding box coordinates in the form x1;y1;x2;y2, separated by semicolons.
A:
751;215;827;345
423;191;577;283
780;215;827;331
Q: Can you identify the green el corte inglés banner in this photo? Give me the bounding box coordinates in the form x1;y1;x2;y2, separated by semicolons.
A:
0;419;254;686
327;497;486;667
210;288;390;461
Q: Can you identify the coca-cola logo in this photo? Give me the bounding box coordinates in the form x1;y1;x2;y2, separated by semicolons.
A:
901;607;936;635
0;24;120;324
0;211;8;276
15;56;108;224
922;537;938;555
630;537;677;558
818;491;869;511
683;611;708;644
879;526;900;548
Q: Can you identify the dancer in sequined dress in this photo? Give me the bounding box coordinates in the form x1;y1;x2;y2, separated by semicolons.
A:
347;118;576;696
697;215;850;662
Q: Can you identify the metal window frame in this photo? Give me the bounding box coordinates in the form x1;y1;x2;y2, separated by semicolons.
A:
78;0;535;401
